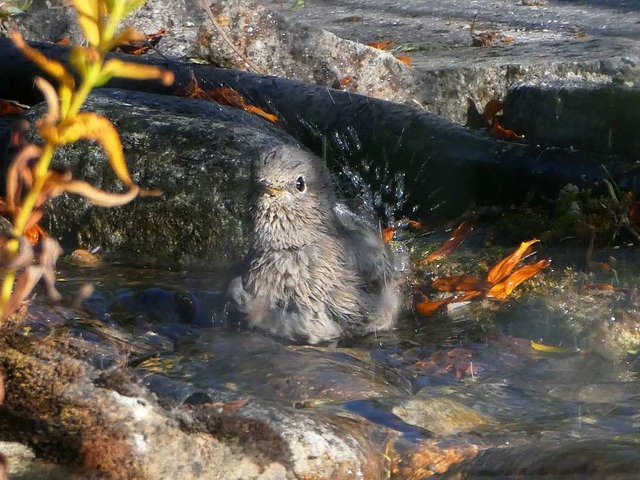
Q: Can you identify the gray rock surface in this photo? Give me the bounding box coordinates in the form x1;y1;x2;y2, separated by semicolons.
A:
195;0;424;105
0;302;401;479
8;0;638;128
258;0;640;122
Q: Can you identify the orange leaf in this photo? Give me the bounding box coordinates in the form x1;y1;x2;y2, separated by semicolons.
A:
114;28;167;55
487;239;539;284
56;35;71;46
490;119;524;141
432;275;490;293
242;104;279;124
339;76;354;88
408;220;423;229
395;55;412;66
415;297;450;316
0;99;27;117
382;227;395;243
207;86;278;123
367;40;394;50
452;290;485;303
487;258;551;299
481;99;503;124
424;221;473;262
24;224;45;245
414;290;483;317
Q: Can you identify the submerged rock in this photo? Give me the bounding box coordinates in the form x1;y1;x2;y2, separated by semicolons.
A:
392;396;494;436
0;308;397;479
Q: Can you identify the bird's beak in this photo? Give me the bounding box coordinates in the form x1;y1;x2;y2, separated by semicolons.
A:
258;181;283;197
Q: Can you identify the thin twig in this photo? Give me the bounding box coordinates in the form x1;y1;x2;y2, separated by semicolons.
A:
199;1;264;74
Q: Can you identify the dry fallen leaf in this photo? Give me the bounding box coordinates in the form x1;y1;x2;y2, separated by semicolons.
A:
395;55;412;66
415;239;550;316
432;275;491;293
382;227;395;244
367;40;394;50
487;239;539;284
114;28;167;55
0;99;27;117
174;74;278;123
487;258;551;299
424;221;473;262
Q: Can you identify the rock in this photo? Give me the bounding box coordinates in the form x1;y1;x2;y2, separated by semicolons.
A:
0;329;275;479
0;441;78;480
195;0;425;106
5;0;640;129
392;396;494;436
257;0;640;122
503;82;640;158
441;438;640;479
182;330;411;402
26;88;293;265
0;309;396;479
3;0;206;60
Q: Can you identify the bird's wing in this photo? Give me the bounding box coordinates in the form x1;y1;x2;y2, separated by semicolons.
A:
333;203;395;294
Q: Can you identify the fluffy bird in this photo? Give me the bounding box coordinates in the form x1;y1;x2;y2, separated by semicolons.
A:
227;144;399;344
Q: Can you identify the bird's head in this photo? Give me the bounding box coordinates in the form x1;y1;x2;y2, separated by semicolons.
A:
252;145;336;249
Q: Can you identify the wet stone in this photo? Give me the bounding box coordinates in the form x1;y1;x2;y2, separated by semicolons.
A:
28;88;294;265
392;396;495;436
503;82;640;158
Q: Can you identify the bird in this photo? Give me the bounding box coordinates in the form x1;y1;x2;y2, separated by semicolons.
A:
226;144;400;344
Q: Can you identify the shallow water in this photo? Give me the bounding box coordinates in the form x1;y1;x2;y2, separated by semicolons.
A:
46;247;640;477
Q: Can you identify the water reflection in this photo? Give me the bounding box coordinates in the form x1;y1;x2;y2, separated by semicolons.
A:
46;257;640;476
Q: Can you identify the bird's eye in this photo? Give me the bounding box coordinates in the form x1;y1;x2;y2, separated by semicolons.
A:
295;175;306;192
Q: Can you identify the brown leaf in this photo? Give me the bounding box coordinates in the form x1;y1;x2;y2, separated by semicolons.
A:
114;28;167;55
57;177;143;207
432;275;490;293
5;144;42;214
0;99;27;117
395;55;412;66
366;40;394;50
4;264;43;317
481;99;503;124
382;227;395;243
424;221;473;262
55;34;71;46
486;239;539;284
338;76;354;88
487;258;551;299
490;119;524;140
176;80;278;123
